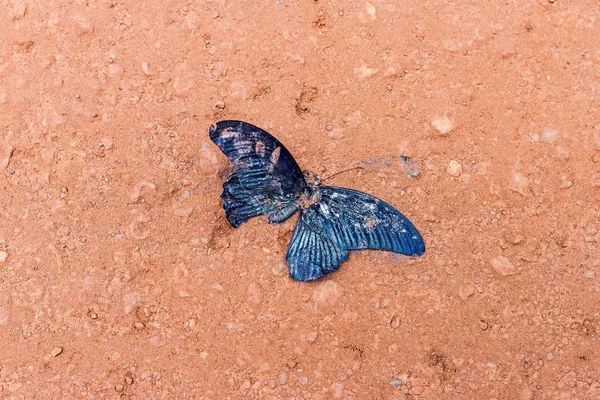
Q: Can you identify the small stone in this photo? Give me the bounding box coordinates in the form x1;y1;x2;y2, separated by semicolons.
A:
109;64;123;76
584;271;594;279
141;61;152;75
214;100;225;109
134;322;145;330
11;0;27;19
73;13;92;32
400;156;420;178
0;251;7;263
51;347;63;357
509;172;530;195
248;283;263;304
390;315;400;329
458;284;475;300
447;160;463;177
354;65;379;81
432;115;454;135
0;307;8;325
541;127;560;143
279;373;288;385
115;384;124;392
200;351;208;359
304;331;318;343
389;379;403;388
90;313;98;320
123;292;141;314
101;137;113;149
332;382;344;398
491;255;516;276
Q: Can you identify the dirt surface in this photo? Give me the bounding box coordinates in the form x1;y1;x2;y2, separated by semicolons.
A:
1;0;600;398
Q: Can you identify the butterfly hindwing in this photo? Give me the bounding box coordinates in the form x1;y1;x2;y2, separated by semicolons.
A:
286;186;425;281
210;120;307;227
286;208;350;281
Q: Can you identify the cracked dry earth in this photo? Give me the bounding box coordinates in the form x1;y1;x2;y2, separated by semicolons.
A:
1;0;600;399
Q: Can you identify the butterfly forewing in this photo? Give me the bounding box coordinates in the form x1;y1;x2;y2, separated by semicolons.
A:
316;187;425;256
210;120;307;227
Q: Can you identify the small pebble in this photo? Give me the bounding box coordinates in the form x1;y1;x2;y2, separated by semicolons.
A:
134;322;145;330
0;251;8;263
108;64;123;76
400;156;420;178
0;307;8;325
541;127;560;143
332;382;344;398
432;115;454;135
458;284;475;300
447;160;463;177
141;61;152;75
584;271;594;279
509;172;529;195
115;384;124;392
389;379;403;388
51;347;63;357
214;100;225;109
354;65;379;81
491;255;516;276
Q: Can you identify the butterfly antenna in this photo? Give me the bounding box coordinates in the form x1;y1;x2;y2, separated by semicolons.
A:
322;166;365;182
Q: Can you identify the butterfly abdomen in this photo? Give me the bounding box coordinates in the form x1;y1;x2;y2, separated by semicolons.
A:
268;202;300;224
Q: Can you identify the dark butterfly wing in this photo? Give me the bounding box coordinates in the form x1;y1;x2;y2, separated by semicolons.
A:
286;186;425;281
210;120;307;227
286;209;350;281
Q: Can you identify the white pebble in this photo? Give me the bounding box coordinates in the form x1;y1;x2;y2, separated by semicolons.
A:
0;307;8;325
109;64;123;76
51;347;63;357
509;172;529;196
101;137;113;149
447;160;463;177
541;128;560;143
0;251;7;263
584;271;594;279
141;61;152;75
432;115;454;135
123;292;141;314
389;379;403;387
354;65;379;81
491;256;516;276
332;382;344;398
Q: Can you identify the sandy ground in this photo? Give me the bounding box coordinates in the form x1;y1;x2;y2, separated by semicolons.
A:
1;0;600;398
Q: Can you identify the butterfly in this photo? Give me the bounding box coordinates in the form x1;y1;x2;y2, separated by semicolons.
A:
209;120;425;281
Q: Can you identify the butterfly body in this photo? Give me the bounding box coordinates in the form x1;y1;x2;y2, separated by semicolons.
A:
210;120;425;281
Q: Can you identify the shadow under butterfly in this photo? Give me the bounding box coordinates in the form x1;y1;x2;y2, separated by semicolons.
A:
209;120;425;281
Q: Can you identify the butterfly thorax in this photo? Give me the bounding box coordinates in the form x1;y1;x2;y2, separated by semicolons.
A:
303;170;322;187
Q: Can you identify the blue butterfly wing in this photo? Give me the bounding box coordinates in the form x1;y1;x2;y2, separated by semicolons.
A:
286;186;425;281
210;120;307;227
286;208;350;281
